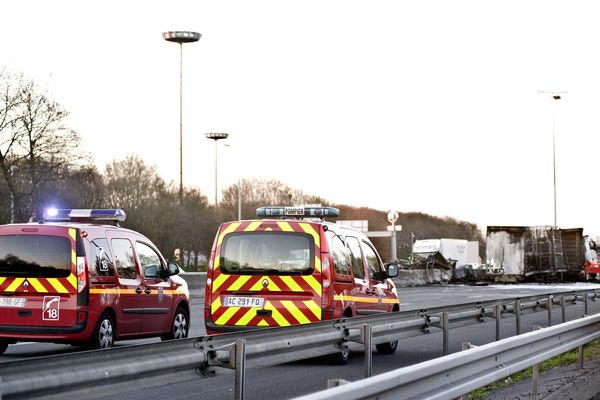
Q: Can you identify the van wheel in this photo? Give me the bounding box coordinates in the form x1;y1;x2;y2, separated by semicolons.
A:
163;308;188;340
327;344;350;365
90;313;115;350
0;341;8;355
376;340;398;355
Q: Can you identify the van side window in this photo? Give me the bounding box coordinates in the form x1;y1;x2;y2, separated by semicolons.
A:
137;242;163;279
326;232;351;276
346;236;365;279
363;241;383;280
112;239;137;280
90;239;115;276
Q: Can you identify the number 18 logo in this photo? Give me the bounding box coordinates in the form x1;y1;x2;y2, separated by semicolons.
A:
42;296;60;321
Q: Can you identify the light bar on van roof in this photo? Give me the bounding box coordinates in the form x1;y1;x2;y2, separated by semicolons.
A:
256;206;340;218
43;209;127;222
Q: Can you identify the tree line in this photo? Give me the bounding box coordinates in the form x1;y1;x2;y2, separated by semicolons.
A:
0;69;484;269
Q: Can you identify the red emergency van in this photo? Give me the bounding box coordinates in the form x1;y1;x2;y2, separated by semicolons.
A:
204;206;399;362
0;209;190;354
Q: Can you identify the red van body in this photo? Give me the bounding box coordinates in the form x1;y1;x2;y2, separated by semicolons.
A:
0;209;190;354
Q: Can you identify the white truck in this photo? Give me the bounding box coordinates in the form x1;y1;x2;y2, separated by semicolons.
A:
413;238;481;268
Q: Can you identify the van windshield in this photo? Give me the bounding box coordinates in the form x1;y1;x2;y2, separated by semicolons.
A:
0;235;71;278
220;232;313;275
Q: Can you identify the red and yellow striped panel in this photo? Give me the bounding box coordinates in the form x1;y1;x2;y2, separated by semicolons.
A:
0;274;77;294
211;220;323;328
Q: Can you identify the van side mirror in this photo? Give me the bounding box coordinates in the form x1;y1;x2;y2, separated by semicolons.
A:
166;262;180;276
386;262;398;278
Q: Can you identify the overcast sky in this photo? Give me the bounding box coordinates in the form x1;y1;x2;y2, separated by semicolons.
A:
3;1;600;236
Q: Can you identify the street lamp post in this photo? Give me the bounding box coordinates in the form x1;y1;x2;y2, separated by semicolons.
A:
205;132;229;207
9;165;16;223
162;31;201;201
539;90;567;228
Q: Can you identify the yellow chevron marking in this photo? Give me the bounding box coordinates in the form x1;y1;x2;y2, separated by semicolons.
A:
6;278;24;292
244;221;262;232
47;278;69;294
302;275;322;296
67;274;77;289
267;301;291;326
250;276;281;292
212;273;229;292
281;300;310;324
257;319;269;327
299;223;320;247
217;222;241;247
265;227;273;231
276;221;295;232
28;278;47;293
314;255;321;273
211;297;222;314
235;308;256;326
279;276;303;292
0;277;5;286
227;275;252;291
304;300;322;319
215;305;241;325
72;250;76;266
69;228;76;241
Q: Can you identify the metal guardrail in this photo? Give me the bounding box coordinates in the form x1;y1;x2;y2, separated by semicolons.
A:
0;289;598;399
290;312;600;400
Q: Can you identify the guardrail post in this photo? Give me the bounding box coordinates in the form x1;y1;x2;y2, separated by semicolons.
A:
561;295;566;323
495;303;501;341
442;312;449;355
585;291;589;316
547;296;552;326
514;300;521;335
361;324;373;378
234;339;246;400
458;342;473;400
532;325;541;397
579;314;586;370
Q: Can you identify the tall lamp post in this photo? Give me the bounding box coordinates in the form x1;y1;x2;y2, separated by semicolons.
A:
539;90;567;228
205;132;229;207
162;30;201;201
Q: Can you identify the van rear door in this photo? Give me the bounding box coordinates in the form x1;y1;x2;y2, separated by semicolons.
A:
208;221;323;330
0;225;79;330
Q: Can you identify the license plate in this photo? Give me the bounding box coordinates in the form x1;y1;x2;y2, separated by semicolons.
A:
0;298;26;308
223;296;265;308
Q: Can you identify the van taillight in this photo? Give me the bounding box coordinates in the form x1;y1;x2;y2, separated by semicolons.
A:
77;256;86;292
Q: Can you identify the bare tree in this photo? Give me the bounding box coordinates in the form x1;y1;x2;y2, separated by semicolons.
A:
0;69;86;220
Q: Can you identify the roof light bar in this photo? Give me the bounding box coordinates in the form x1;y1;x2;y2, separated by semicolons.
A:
256;206;340;219
43;209;127;223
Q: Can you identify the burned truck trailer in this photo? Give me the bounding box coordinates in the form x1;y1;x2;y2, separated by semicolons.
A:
486;226;596;282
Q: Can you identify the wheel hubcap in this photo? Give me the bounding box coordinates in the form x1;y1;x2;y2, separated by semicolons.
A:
99;319;113;349
173;313;187;339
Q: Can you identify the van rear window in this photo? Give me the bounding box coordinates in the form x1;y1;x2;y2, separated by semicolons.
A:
220;232;313;275
0;235;71;278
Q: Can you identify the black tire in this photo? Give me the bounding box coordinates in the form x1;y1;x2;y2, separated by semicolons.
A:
163;307;189;341
89;312;115;350
0;341;8;355
327;344;350;365
376;340;398;355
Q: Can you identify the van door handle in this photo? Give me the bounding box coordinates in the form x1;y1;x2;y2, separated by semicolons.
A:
135;287;143;294
144;288;152;294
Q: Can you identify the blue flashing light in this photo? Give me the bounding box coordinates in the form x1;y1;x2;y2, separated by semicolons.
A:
42;209;127;223
256;206;340;219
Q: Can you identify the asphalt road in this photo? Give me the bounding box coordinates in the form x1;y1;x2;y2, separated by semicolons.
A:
3;282;600;399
